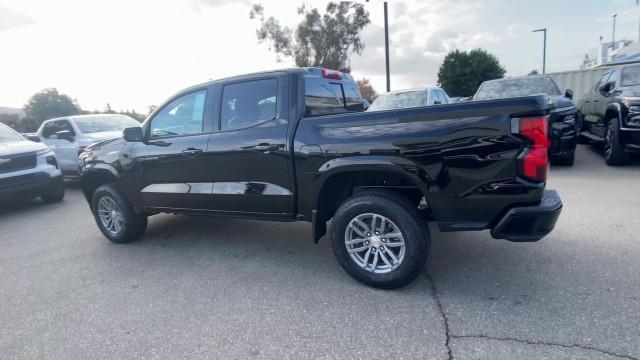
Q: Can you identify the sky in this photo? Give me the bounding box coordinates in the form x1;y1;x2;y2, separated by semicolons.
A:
1;0;640;113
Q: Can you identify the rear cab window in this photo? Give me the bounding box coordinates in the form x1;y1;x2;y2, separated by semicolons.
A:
303;68;365;117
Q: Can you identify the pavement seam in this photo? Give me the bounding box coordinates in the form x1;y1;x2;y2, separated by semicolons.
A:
425;272;454;360
451;334;638;360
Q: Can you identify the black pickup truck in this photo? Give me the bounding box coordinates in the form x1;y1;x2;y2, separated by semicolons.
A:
80;67;562;289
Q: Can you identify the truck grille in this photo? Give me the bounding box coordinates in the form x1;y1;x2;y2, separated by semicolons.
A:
0;152;37;174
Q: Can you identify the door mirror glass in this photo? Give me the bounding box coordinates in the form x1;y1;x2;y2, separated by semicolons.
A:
565;89;574;100
123;127;144;142
53;130;74;141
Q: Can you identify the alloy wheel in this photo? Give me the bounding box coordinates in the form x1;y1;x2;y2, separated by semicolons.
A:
97;196;125;235
344;213;406;274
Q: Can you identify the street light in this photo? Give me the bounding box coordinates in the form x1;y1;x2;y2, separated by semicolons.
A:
533;28;547;74
365;0;390;91
612;14;617;45
383;1;390;92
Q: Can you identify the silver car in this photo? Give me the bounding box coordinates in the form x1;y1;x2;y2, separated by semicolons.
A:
367;86;450;112
36;114;140;176
0;122;64;203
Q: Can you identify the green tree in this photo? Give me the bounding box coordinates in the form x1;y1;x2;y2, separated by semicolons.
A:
22;88;80;131
528;69;539;75
437;49;506;97
356;78;377;102
250;2;370;72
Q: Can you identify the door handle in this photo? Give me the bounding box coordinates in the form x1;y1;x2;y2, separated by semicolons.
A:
253;143;281;152
182;148;203;155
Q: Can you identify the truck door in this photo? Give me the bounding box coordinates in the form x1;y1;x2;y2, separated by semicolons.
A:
204;74;294;217
40;119;80;174
133;88;215;210
584;71;611;135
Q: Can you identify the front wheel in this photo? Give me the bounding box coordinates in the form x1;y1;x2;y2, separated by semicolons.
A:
331;190;429;289
91;184;147;243
551;150;575;166
604;118;629;166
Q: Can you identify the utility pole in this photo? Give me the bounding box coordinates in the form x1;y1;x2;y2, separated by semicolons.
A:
533;28;547;74
383;1;390;92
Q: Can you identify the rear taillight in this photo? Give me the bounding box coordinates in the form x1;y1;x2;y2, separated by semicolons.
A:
515;116;549;182
322;68;342;80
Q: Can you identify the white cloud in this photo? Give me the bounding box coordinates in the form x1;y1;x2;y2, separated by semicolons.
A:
0;0;638;110
0;5;34;31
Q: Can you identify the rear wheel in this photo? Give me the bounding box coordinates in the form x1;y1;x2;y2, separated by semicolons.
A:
331;190;429;289
604;118;629;166
91;184;147;243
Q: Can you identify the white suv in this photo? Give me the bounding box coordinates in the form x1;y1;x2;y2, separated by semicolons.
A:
36;114;140;176
0;123;64;203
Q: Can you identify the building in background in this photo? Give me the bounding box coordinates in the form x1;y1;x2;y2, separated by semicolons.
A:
581;39;639;69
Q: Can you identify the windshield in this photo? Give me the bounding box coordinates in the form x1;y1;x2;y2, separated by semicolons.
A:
74;116;140;134
621;66;640;86
0;123;24;142
368;90;427;111
474;78;561;100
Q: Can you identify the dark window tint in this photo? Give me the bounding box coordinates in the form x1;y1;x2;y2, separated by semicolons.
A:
344;83;365;112
221;79;277;130
150;90;206;137
621;66;640;86
42;120;75;138
475;78;562;100
305;77;345;116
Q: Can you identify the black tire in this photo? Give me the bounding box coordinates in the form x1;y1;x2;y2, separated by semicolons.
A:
331;190;429;289
604;118;629;166
551;150;575;166
91;184;147;243
41;188;65;203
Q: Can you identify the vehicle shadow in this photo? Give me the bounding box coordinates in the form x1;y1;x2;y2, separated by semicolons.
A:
0;179;83;216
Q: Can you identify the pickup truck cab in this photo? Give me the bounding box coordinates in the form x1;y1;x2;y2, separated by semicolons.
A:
80;67;562;289
578;64;640;165
36;114;140;176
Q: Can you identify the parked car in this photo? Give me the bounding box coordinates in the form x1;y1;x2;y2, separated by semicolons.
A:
474;76;579;165
79;67;562;289
577;64;640;165
35;114;141;176
367;86;450;111
0;122;64;203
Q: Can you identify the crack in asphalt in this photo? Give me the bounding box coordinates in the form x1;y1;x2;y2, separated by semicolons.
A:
425;272;454;360
452;335;638;360
424;271;638;360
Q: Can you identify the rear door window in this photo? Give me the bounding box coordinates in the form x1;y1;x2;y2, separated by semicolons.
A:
344;83;365;112
221;78;278;131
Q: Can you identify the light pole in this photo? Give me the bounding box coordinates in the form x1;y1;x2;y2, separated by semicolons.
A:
533;28;547;74
612;14;617;45
383;2;390;91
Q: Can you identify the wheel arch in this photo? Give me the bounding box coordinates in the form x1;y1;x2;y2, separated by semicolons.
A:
310;156;430;243
80;168;118;204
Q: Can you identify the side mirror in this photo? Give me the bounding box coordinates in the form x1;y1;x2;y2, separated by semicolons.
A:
54;130;74;142
600;82;612;94
565;89;574;100
123;127;144;142
433;100;442;105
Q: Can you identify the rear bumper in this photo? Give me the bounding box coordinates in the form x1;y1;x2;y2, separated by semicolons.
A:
490;190;562;242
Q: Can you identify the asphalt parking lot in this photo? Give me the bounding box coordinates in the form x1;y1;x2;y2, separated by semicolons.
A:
1;145;639;360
